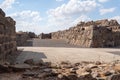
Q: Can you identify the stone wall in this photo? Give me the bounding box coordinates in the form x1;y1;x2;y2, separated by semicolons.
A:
27;32;36;38
16;32;29;46
52;19;120;48
0;9;16;62
39;33;51;39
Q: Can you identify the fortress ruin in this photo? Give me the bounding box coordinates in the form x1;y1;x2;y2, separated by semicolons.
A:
0;9;16;62
52;19;120;48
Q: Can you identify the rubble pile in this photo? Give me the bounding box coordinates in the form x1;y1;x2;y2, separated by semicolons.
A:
52;19;120;47
0;9;16;62
0;60;120;80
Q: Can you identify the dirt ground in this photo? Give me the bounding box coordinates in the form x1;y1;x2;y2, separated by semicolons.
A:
1;39;120;80
16;47;120;64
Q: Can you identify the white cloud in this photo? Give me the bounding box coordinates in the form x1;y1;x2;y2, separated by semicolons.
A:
99;7;115;15
72;15;91;25
0;0;15;10
46;0;98;32
46;15;73;32
46;15;91;33
110;16;120;23
48;0;98;18
9;10;42;33
98;0;109;3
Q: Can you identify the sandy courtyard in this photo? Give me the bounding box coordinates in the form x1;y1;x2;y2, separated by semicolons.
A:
16;47;120;64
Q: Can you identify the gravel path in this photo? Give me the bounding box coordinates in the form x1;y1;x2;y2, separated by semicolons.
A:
16;47;120;64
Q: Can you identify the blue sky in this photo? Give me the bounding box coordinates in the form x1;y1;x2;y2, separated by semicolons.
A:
0;0;120;34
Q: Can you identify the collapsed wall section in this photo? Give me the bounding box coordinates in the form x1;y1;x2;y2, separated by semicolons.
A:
0;9;16;62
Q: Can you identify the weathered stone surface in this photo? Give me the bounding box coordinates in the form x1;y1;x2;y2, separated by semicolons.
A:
0;8;5;17
103;71;112;76
0;8;16;62
107;74;120;80
78;73;97;80
23;70;39;77
9;64;31;72
0;63;11;73
67;74;78;80
16;32;29;46
16;31;36;46
95;61;102;65
24;59;34;65
43;68;52;72
38;33;51;39
87;64;98;69
51;19;120;48
1;61;120;80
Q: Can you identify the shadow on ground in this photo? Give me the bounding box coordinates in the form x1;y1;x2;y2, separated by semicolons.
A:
16;51;47;64
108;51;120;56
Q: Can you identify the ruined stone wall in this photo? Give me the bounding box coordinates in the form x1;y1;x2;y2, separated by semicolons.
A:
52;26;94;47
0;9;16;62
39;33;52;39
52;25;94;47
16;32;29;46
91;26;113;47
92;20;120;47
52;19;120;48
